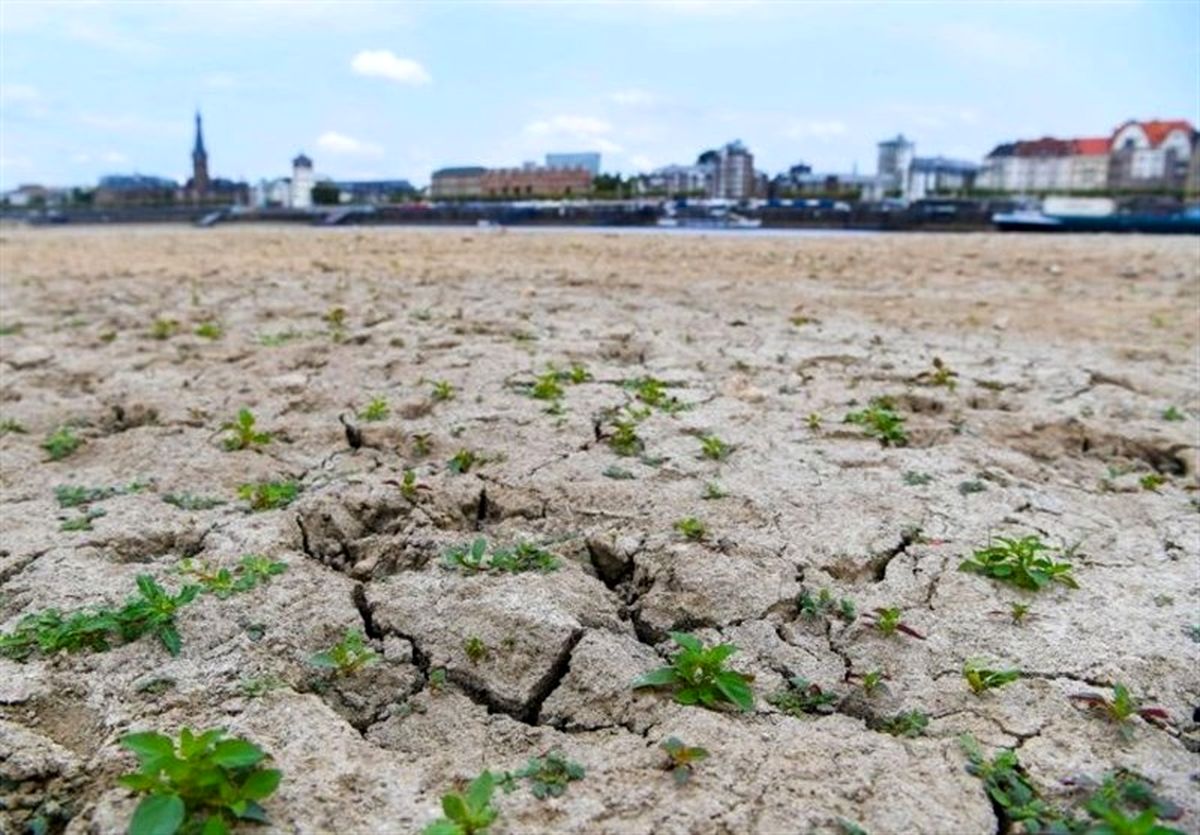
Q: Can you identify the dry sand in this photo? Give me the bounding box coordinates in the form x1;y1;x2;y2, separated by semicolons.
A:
1;226;1197;834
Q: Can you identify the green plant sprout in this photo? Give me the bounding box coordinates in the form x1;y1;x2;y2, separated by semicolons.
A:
843;398;908;446
194;321;222;340
43;426;83;461
627;376;685;413
959;535;1078;591
61;507;105;531
660;737;709;786
674;517;706;541
431;380;456;402
54;483;131;507
149;318;180;340
400;469;420;500
119;727;281;835
0;417;28;434
442;538;560;574
223;409;271;451
501;751;584;799
798;588;856;623
464;636;488;663
699;434;731;460
1069;684;1170;738
358;396;389;422
633;632;754;712
530;370;565;401
163;492;226;511
874;710;929;738
702;481;727;500
423;771;499;835
310;630;377;676
963;661;1020;695
854;669;887;696
412;433;433;457
1162;406;1184;421
179;556;286;599
603;465;635;480
237;481;299;511
608;416;644;457
921;357;958;390
863;607;925;640
806;413;822;430
1140;473;1166;492
566;364;591;384
903;470;934;486
768;676;838;717
960;735;1056;829
448;449;478;474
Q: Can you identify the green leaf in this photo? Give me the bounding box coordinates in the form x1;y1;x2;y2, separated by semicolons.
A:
669;631;702;653
211;739;265;768
633;666;679;688
465;770;495;811
714;670;754;711
157;625;182;657
241;768;282;800
441;794;467;822
200;816;229;835
121;732;176;764
423;822;464;835
128;793;185;835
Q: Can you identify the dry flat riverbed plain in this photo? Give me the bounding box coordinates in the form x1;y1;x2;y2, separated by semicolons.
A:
0;226;1197;835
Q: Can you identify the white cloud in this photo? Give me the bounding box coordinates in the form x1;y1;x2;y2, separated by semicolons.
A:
350;50;431;85
609;88;657;107
317;131;384;157
784;119;848;140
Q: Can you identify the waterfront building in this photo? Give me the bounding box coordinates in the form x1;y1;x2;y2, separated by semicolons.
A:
1108;119;1194;190
481;166;592;198
713;140;755;200
291;153;314;208
430;166;487;199
546;152;601;176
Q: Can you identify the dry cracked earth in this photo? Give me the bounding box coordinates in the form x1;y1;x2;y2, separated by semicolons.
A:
0;226;1197;834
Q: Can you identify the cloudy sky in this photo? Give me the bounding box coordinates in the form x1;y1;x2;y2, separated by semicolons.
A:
1;1;1197;189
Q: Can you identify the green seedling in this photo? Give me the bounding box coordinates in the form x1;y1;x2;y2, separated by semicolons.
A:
442;538;560;574
903;470;933;486
566;364;591;384
960;735;1057;829
464;636;488;663
863;607;925;640
1000;602;1034;625
180;556;286;599
238;676;285;698
400;469;420;500
874;710;929;738
964;661;1020;695
633;631;754;712
921;357;958;390
959;535;1078;591
448;449;478;474
1162;406;1184;421
310;630;377;676
0;417;28;434
856;669;887;696
149;318;180;340
660;737;709;786
43;427;82;460
429;667;448;692
806;413;822;430
358;396;389;422
258;329;300;346
768;676;838;717
844;398;907;446
674;517;706;541
1140;473;1166;492
798;588;856;623
837;820;870;835
608;416;643;457
223;409;271;451
423;771;499;835
163;492;226;511
699;434;731;460
412;433;433;457
118;575;201;656
237;481;299;511
119;727;281;835
431;380;456;402
530;371;565;401
603;465;635;480
55;484;121;507
957;479;987;495
627;376;685;413
1069;684;1170;739
702;481;727;500
1079;772;1185;835
194;322;222;340
61;507;105;531
503;751;584;799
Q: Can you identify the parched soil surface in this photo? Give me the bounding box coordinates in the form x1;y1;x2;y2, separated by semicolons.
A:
1;226;1197;834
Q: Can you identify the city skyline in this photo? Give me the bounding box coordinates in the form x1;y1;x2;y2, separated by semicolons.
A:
2;1;1198;189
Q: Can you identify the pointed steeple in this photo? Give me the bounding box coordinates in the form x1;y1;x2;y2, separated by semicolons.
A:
193;111;206;158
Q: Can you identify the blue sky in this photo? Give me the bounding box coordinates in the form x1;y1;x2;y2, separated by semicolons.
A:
2;1;1197;189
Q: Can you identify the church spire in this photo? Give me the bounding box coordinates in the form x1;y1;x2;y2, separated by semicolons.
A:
193;110;206;158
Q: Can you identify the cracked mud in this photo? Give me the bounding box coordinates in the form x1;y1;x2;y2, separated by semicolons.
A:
0;227;1197;834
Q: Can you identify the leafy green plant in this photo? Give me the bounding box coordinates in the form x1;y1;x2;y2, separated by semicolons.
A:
529;370;565;402
43;426;82;461
237;481;299;511
863;607;925;640
1069;684;1170;738
61;507;105;531
0;417;28;435
448;449;478;474
853;669;886;697
1007;602;1032;625
180;556;286;599
699;434;731;460
958;479;987;495
1080;772;1185;835
633;632;753;712
674;516;706;541
960;735;1058;830
798;588;856;623
119;727;281;835
400;469;420;500
566;364;591;384
768;676;838;717
873;710;929;738
1140;473;1166;492
163;492;226;511
627;376;685;413
423;771;499;835
1161;406;1184;421
442;538;560;574
464;636;488;664
963;660;1020;695
959;535;1078;591
702;481;727;500
920;357;958;390
149;318;180;340
660;737;708;786
608;416;643;457
431;380;456;402
194;322;223;340
358;396;389;422
903;470;933;486
55;483;122;507
806;413;822;430
502;751;584;799
603;465;635;480
223;409;271;451
310;630;377;676
843;398;907;446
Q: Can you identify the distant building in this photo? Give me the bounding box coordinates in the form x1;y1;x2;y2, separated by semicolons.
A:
1109;119;1194;190
546;152;601;176
291;153;314;208
252;178;292;208
188;111;209;199
95;174;179;206
713;140;755;200
430;166;486;199
481;166;592;198
876;134;915;196
638;164;712;197
906;156;978;199
332;179;417;204
2;184;55;207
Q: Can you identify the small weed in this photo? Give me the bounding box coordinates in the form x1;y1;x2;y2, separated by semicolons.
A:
55;484;120;507
963;660;1020;695
239;676;285;698
223;409;271;451
310;630;377;676
957;479;987;495
258;329;300;346
855;669;887;696
194;322;222;340
400;469;420;500
903;471;934;486
699;434;731;460
149;318;180;340
119;727;281;835
1;417;28;434
608;416;644;457
702;481;727;500
921;357;958;390
874;710;929;738
674;517;706;541
431;380;456;402
502;751;584;799
1140;473;1166;492
429;667;448;692
412;433;433;457
442;538;560;574
960;735;1056;829
163;492;226;511
1008;602;1032;625
837;820;870;835
660;737;708;786
633;631;753;712
464;636;488;664
798;588;856;623
768;676;838;717
627;376;685;413
358;396;389;422
844;398;907;446
423;771;498;835
61;507;105;531
237;481;299;511
43;426;83;461
566;364;591;384
179;555;286;599
806;413;822;430
863;607;925;640
959;535;1077;591
448;448;478;474
1069;684;1170;738
1162;406;1184;421
602;465;635;480
530;370;565;401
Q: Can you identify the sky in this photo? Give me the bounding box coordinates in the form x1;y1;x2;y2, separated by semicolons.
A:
1;1;1198;189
